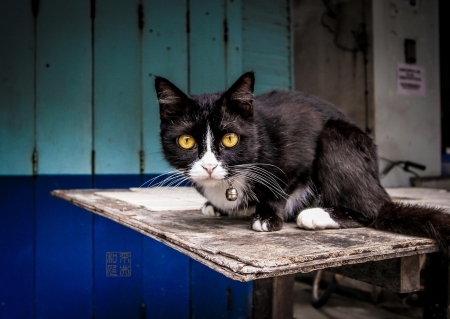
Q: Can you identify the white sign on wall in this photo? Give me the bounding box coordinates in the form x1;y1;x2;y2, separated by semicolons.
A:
397;63;426;97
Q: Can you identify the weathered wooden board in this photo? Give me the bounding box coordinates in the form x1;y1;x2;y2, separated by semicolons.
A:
51;187;447;282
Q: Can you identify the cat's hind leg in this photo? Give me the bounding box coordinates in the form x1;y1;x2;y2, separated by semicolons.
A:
296;207;365;230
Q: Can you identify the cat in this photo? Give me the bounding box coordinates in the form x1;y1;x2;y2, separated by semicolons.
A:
155;71;450;254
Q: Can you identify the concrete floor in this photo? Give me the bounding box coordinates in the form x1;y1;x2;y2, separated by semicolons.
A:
293;279;423;319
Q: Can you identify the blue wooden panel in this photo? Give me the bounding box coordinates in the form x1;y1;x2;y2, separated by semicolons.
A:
94;0;141;174
36;0;92;174
0;0;34;175
142;0;188;174
35;175;92;318
189;0;227;94
93;175;144;319
0;176;35;318
143;238;190;319
191;261;252;319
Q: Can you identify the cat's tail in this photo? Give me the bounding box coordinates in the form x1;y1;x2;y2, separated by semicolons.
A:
371;201;450;255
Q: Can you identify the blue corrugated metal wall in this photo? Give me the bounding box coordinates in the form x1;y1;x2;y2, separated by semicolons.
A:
0;0;291;318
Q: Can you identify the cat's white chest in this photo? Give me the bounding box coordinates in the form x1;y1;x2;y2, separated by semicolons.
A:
201;177;254;216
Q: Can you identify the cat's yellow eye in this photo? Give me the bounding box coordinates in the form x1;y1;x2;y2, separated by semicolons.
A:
222;133;239;148
178;134;196;150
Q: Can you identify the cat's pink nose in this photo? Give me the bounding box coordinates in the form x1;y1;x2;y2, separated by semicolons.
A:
202;165;217;175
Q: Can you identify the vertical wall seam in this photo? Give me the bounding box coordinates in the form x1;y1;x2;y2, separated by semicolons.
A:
224;0;228;87
90;0;96;317
288;0;294;91
91;0;96;181
186;0;191;94
139;2;145;177
32;0;38;177
31;1;39;314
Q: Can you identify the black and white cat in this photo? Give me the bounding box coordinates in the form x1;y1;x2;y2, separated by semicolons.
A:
155;72;450;254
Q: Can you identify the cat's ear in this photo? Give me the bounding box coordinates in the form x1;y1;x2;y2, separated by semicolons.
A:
223;72;255;118
155;76;188;121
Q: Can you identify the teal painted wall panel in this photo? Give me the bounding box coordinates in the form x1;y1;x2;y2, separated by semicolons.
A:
226;0;243;87
0;0;34;175
94;0;141;174
189;0;227;94
1;0;292;176
243;0;292;94
142;0;188;174
36;0;92;174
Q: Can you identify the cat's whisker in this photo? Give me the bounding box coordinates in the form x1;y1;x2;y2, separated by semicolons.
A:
155;174;188;189
150;176;191;197
245;174;288;199
230;183;256;214
157;177;191;195
243;168;289;190
141;171;190;197
148;175;182;188
228;163;291;201
230;177;258;203
140;170;187;188
231;170;289;201
231;163;289;186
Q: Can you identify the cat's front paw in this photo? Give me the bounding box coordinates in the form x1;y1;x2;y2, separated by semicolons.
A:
296;208;340;230
201;202;221;217
250;214;283;232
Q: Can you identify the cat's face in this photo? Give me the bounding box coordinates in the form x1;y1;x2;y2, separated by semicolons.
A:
155;73;258;188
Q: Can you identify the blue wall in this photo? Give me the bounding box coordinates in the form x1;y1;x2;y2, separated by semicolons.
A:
0;0;292;318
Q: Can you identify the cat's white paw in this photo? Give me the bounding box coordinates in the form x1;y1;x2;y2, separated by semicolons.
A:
296;208;340;230
201;204;221;217
252;219;269;232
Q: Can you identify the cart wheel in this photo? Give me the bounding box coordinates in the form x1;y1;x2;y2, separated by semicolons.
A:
311;269;339;308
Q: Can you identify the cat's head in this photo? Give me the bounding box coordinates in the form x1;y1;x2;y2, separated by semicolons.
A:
155;72;258;188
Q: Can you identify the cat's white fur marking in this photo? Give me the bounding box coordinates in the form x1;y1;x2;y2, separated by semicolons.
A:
252;219;269;232
189;124;227;184
296;208;340;230
201;176;249;214
205;124;213;152
201;202;255;217
202;204;220;216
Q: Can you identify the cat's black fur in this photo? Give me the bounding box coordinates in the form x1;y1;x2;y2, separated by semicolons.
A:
155;72;450;254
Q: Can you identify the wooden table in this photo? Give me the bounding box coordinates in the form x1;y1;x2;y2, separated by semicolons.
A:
52;187;450;319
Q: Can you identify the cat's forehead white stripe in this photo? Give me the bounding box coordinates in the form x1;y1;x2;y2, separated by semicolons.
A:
205;124;213;153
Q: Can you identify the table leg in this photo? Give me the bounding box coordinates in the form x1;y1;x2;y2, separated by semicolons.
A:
253;274;295;319
423;252;450;319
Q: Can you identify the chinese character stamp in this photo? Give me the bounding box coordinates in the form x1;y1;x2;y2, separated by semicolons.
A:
106;252;131;277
